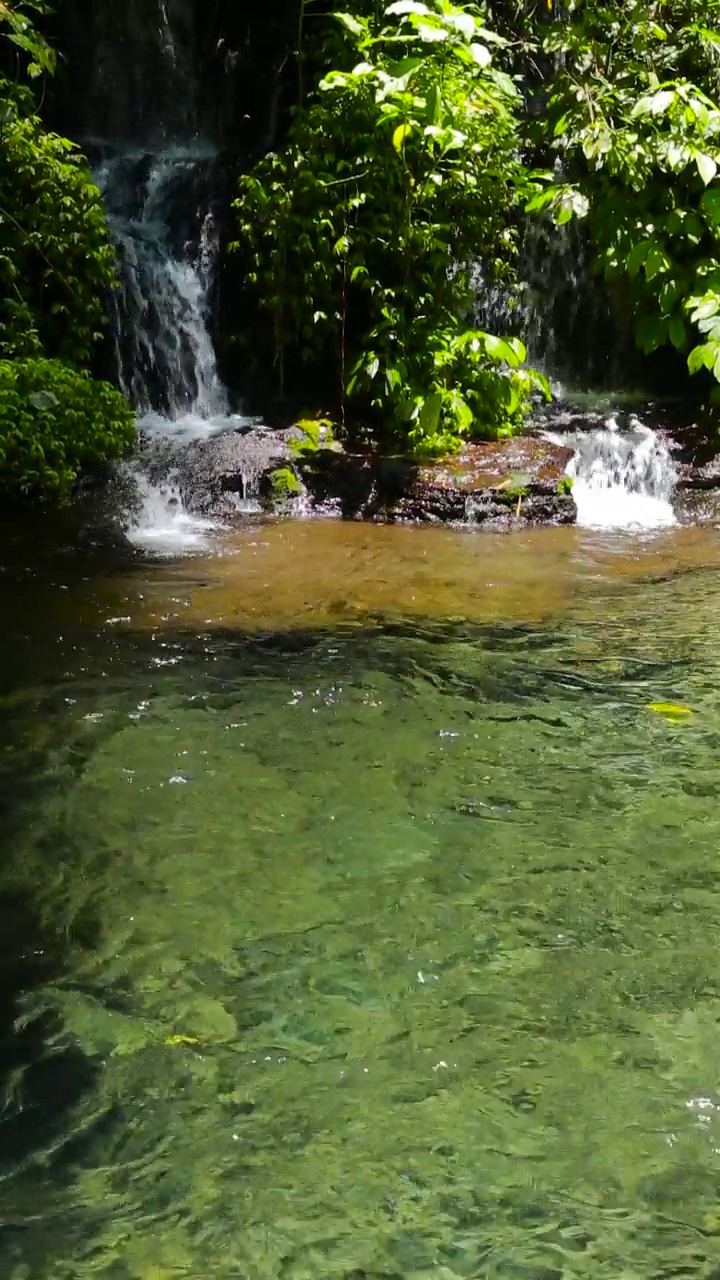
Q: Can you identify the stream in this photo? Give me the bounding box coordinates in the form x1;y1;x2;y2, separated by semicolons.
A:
4;137;720;1280
4;513;720;1279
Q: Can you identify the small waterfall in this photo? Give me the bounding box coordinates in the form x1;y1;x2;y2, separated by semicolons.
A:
96;148;229;422
97;147;255;554
553;416;677;530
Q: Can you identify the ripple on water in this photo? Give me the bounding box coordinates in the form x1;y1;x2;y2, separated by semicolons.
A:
2;521;720;1276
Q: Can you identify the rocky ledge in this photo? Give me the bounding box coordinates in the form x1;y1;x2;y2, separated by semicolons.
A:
142;425;577;527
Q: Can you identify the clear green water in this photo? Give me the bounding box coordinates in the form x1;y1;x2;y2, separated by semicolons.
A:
4;524;720;1279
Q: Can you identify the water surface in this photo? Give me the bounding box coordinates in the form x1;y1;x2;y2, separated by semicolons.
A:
3;519;720;1279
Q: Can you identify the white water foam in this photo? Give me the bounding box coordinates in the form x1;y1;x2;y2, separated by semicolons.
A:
137;410;256;445
557;416;677;531
124;473;217;556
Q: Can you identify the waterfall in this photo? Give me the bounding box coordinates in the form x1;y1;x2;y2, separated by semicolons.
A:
97;147;256;553
96;148;229;424
550;415;677;530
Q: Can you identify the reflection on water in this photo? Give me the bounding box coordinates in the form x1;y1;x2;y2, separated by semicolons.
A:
4;520;720;1277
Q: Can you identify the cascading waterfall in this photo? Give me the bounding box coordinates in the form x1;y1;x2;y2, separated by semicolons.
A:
550;414;678;530
96;148;229;425
97;147;254;553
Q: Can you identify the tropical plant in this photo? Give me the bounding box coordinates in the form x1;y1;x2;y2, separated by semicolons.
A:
526;0;720;404
0;111;117;363
234;0;549;455
0;0;56;89
0;359;135;499
0;2;137;500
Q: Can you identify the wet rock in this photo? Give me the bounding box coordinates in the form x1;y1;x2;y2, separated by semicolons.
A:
297;437;576;526
138;424;302;516
669;426;720;523
161;427;576;527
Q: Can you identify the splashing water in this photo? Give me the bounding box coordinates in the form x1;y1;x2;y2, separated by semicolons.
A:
122;472;218;555
558;416;677;530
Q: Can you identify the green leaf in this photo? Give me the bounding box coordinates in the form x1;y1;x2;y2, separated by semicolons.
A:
425;84;442;125
414;21;448;42
444;11;476;39
669;314;687;349
690;298;720;323
334;12;367;37
701;188;720;228
636;313;667;353
650;89;675;115
696;153;717;186
385;0;430;13
388;56;424;80
483;334;522;366
469;43;491;67
453;394;473;433
626;239;651;279
644;245;670;282
28;390;59;412
392;122;412;151
418;391;443;435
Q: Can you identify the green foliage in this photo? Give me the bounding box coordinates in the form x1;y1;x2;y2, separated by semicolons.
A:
526;0;720;405
0;0;56;92
0;111;116;363
0;7;134;501
0;359;135;499
234;0;549;456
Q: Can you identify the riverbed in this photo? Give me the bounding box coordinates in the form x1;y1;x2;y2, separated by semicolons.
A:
3;515;720;1278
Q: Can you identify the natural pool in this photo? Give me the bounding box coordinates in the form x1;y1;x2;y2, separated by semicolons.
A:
4;517;720;1279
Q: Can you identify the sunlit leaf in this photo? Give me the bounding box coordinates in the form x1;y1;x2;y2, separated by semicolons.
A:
334;12;367;37
418;390;443;434
469;42;491;67
385;0;430;13
648;702;693;721
392;122;412;151
696;152;717;186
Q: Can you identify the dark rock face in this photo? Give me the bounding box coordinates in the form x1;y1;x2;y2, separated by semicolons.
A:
165;428;576;527
52;0;198;146
51;0;299;151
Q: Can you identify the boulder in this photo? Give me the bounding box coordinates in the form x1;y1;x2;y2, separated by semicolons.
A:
296;437;576;526
148;426;577;527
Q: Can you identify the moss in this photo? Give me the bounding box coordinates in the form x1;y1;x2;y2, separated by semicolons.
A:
267;466;303;499
497;484;528;503
557;475;574;495
289;418;336;456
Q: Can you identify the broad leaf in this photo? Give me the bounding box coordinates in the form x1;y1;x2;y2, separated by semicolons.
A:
696;153;718;186
392;122;412;151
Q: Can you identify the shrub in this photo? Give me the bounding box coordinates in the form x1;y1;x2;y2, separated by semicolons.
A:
0;112;116;363
234;0;549;456
0;359;136;499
